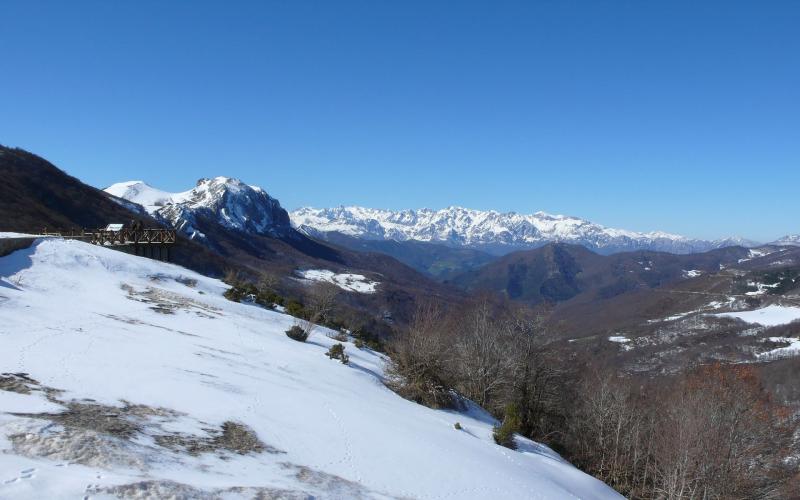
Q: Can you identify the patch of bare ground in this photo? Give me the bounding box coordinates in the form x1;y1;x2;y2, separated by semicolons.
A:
89;479;321;499
91;465;402;499
156;421;281;456
3;376;280;470
0;372;39;394
282;463;384;498
120;283;221;317
7;423;150;469
147;273;199;288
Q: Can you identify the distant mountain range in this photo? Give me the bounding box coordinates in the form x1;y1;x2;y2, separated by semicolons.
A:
100;179;797;283
291;206;766;255
100;180;796;257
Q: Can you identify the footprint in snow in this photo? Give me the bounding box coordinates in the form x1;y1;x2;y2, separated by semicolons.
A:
3;468;37;484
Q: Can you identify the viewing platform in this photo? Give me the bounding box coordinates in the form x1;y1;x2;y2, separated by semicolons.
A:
87;225;176;261
9;225;180;261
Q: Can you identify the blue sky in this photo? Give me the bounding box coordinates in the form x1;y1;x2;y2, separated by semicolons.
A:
1;1;798;241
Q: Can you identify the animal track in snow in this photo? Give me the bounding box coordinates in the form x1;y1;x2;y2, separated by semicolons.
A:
3;467;37;484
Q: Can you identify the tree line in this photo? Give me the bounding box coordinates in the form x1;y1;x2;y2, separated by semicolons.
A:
386;298;800;499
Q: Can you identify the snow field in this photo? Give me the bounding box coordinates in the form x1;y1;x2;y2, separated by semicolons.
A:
296;269;380;294
0;238;620;499
715;305;800;327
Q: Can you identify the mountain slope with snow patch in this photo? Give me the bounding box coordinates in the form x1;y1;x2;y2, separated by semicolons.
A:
0;237;620;499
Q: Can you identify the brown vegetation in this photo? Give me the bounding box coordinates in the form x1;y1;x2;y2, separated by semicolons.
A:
386;298;800;498
565;363;798;498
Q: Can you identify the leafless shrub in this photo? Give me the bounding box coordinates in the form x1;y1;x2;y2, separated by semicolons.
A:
223;268;241;286
294;282;339;338
327;329;349;342
257;273;280;294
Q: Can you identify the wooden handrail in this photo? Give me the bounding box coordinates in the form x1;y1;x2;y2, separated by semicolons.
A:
89;229;177;246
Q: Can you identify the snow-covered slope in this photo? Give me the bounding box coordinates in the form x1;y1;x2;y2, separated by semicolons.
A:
291;206;759;255
715;305;800;327
104;180;188;211
296;269;380;294
773;235;800;247
0;237;620;499
105;178;292;240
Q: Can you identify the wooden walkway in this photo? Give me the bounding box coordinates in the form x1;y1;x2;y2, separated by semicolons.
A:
39;227;177;261
90;228;176;261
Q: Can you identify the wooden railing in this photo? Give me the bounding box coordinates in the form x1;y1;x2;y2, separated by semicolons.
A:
41;228;91;239
28;227;176;262
89;228;177;246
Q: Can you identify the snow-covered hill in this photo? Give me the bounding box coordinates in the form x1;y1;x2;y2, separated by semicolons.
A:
0;236;620;499
105;178;292;240
773;235;800;247
291;206;758;255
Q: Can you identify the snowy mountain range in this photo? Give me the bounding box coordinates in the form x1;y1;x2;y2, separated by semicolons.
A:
105;178;292;240
103;178;792;256
291;206;760;255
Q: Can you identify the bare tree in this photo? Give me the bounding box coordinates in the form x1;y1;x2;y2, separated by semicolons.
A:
257;272;280;294
386;298;568;434
503;307;564;440
386;301;455;408
651;364;796;499
452;301;516;410
565;363;797;499
297;281;339;337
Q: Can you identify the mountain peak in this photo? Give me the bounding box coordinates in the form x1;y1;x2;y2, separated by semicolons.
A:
105;177;292;239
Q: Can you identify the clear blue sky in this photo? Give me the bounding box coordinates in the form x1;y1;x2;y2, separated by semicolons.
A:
1;1;798;241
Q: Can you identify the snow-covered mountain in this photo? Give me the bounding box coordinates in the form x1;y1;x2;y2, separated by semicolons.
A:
0;235;621;499
105;178;292;240
773;235;800;247
291;206;759;255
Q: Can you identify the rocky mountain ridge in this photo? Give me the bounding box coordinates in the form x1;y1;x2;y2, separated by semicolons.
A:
291;205;762;255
